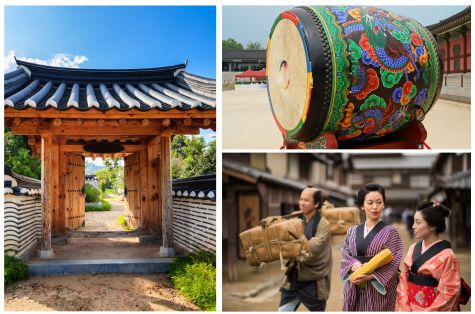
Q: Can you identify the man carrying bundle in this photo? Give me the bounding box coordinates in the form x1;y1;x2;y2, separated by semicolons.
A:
278;187;332;311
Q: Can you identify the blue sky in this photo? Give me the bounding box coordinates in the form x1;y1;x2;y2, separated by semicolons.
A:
4;6;216;140
223;6;468;47
5;6;216;78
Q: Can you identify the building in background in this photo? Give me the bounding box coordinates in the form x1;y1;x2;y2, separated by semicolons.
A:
428;153;471;249
347;154;437;214
222;50;266;85
428;6;471;103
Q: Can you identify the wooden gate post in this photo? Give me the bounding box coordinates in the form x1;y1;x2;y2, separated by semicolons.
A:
160;135;174;256
39;132;54;258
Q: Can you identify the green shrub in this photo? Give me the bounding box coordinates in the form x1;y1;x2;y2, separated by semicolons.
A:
117;214;133;231
85;200;111;212
169;251;216;311
5;255;28;285
85;183;101;203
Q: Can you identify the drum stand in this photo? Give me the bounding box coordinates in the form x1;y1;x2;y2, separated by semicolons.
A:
282;120;428;149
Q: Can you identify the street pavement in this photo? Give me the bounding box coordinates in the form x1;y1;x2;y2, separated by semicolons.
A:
222;90;470;150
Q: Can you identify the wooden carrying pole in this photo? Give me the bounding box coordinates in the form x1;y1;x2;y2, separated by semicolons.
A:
39;132;54;258
160;136;174;256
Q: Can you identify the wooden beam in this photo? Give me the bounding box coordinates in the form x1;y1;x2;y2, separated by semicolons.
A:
162;119;171;127
161;127;200;136
142;119;150;126
160;136;174;255
39;132;54;258
183;118;192;126
59;144;147;153
5;107;216;119
147;135;162;145
53;118;62;126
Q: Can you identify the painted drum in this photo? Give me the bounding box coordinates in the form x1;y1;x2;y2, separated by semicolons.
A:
267;6;443;143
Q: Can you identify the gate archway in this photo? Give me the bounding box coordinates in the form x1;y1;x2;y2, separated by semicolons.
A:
5;59;216;258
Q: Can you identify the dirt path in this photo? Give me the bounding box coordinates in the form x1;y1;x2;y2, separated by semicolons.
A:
78;200;125;231
5;273;198;311
222;90;471;149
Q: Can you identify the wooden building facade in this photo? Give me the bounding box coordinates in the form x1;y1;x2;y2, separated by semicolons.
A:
4;59;216;258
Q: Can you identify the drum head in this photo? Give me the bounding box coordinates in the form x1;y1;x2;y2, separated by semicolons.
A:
267;14;312;133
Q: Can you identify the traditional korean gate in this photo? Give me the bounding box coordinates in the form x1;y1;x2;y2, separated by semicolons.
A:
64;154;85;230
124;153;142;229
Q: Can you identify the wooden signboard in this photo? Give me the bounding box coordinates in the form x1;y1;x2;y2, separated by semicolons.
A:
238;194;260;258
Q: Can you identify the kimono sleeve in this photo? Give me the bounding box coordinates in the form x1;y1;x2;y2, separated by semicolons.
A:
371;226;403;294
340;227;359;281
429;252;461;311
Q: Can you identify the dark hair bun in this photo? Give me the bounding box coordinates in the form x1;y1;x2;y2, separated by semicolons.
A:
437;204;450;217
416;201;450;217
415;201;450;234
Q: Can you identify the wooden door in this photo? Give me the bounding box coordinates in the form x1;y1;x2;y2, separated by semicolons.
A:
64;154;85;230
124;153;141;229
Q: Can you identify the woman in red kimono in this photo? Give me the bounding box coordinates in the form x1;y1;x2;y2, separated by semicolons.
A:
396;201;461;311
341;183;403;311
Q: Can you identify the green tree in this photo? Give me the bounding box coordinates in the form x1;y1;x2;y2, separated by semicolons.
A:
5;129;41;179
171;135;216;179
94;158;124;194
223;38;244;50
246;41;263;50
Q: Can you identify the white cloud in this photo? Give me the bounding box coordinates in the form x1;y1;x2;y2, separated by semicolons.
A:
4;50;89;73
4;50;16;73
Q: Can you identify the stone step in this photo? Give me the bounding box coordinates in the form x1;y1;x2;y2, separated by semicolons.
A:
27;258;174;276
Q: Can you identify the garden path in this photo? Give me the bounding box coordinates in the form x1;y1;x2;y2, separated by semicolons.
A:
78;200;125;231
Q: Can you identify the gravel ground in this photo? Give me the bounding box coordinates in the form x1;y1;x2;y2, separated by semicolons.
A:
78;201;125;231
5;274;198;311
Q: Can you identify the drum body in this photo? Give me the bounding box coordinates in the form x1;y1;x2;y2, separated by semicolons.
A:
267;6;443;143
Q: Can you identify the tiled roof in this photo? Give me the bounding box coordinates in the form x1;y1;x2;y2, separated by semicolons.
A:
427;6;471;34
4;166;41;196
5;59;216;112
172;174;216;200
222;49;266;61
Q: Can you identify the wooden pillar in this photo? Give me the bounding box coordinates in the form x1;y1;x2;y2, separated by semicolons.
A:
462;26;468;73
39;132;54;258
147;141;160;233
58;152;67;232
51;137;60;233
159;135;174;256
445;33;451;74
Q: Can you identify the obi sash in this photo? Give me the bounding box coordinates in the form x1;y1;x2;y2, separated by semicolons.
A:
407;240;451;307
354;221;387;263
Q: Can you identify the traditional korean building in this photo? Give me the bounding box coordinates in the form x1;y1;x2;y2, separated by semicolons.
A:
4;58;216;259
222;49;266;85
427;6;471;103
